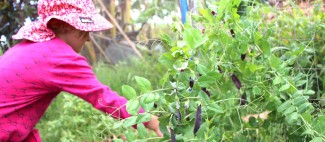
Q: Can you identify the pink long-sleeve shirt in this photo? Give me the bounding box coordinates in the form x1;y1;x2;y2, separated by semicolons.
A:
0;38;139;141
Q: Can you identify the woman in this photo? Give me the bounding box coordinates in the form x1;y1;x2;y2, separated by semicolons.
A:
0;0;162;141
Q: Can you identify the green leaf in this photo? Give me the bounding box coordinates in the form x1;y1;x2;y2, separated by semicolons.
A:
177;41;186;48
123;115;138;128
297;103;310;113
197;64;209;75
143;93;156;104
257;39;271;58
248;63;258;73
183;28;195;48
125;130;135;142
158;53;175;67
249;117;259;128
183;28;202;49
217;0;229;20
140;101;154;112
206;71;222;80
301;113;312;124
292;96;308;106
239;43;249;54
122;85;137;100
194;36;209;49
268;55;283;69
171;50;183;58
219;31;233;48
252;86;261;95
283;106;295;115
113;139;124;142
285;112;299;124
295;80;307;86
135;76;152;93
273;76;283;85
173;60;188;70
263;120;271;129
137;123;147;139
197;75;216;87
278;100;291;113
126;99;140;115
199;90;210;105
310;137;323;142
113;120;124;129
208;103;224;114
279;84;290;92
137;113;151;123
198;8;215;23
313;115;325;135
159;72;170;86
160;33;173;47
303;90;315;95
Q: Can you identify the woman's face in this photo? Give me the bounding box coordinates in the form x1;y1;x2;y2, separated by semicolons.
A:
48;19;90;53
64;30;90;53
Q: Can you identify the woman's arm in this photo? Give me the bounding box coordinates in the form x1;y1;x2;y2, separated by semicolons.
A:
47;55;162;136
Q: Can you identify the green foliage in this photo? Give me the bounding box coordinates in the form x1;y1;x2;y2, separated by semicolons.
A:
37;93;122;142
119;0;325;141
94;55;166;92
132;0;178;23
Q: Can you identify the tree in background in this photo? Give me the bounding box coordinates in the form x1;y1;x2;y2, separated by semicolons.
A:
0;0;37;53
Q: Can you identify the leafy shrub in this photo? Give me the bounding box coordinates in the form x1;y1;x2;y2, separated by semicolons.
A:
118;0;325;141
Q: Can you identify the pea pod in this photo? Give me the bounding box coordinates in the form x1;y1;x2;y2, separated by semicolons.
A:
185;100;190;121
218;66;223;73
231;74;242;90
211;11;216;16
177;109;182;123
185;109;190;121
230;29;235;38
193;105;202;135
201;87;211;97
240;94;247;106
189;78;194;88
170;128;176;142
241;54;246;60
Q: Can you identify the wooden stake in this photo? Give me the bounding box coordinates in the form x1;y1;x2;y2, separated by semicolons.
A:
85;42;97;64
89;35;112;64
96;0;143;59
109;0;116;38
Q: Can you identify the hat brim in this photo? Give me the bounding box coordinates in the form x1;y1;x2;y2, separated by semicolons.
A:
12;21;56;42
12;13;113;42
46;13;113;32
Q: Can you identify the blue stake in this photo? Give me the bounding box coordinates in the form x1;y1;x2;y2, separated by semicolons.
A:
180;0;188;24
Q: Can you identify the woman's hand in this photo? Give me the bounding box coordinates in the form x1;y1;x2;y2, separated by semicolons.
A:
145;114;163;137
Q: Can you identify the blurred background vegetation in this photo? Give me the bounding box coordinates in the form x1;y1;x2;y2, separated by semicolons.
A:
0;0;324;141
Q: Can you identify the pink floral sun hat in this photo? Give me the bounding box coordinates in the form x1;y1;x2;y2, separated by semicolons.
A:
12;0;113;42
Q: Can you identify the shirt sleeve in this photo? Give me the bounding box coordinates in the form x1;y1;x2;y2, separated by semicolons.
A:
47;55;143;120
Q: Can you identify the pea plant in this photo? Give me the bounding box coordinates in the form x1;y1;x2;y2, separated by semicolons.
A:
116;0;325;141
